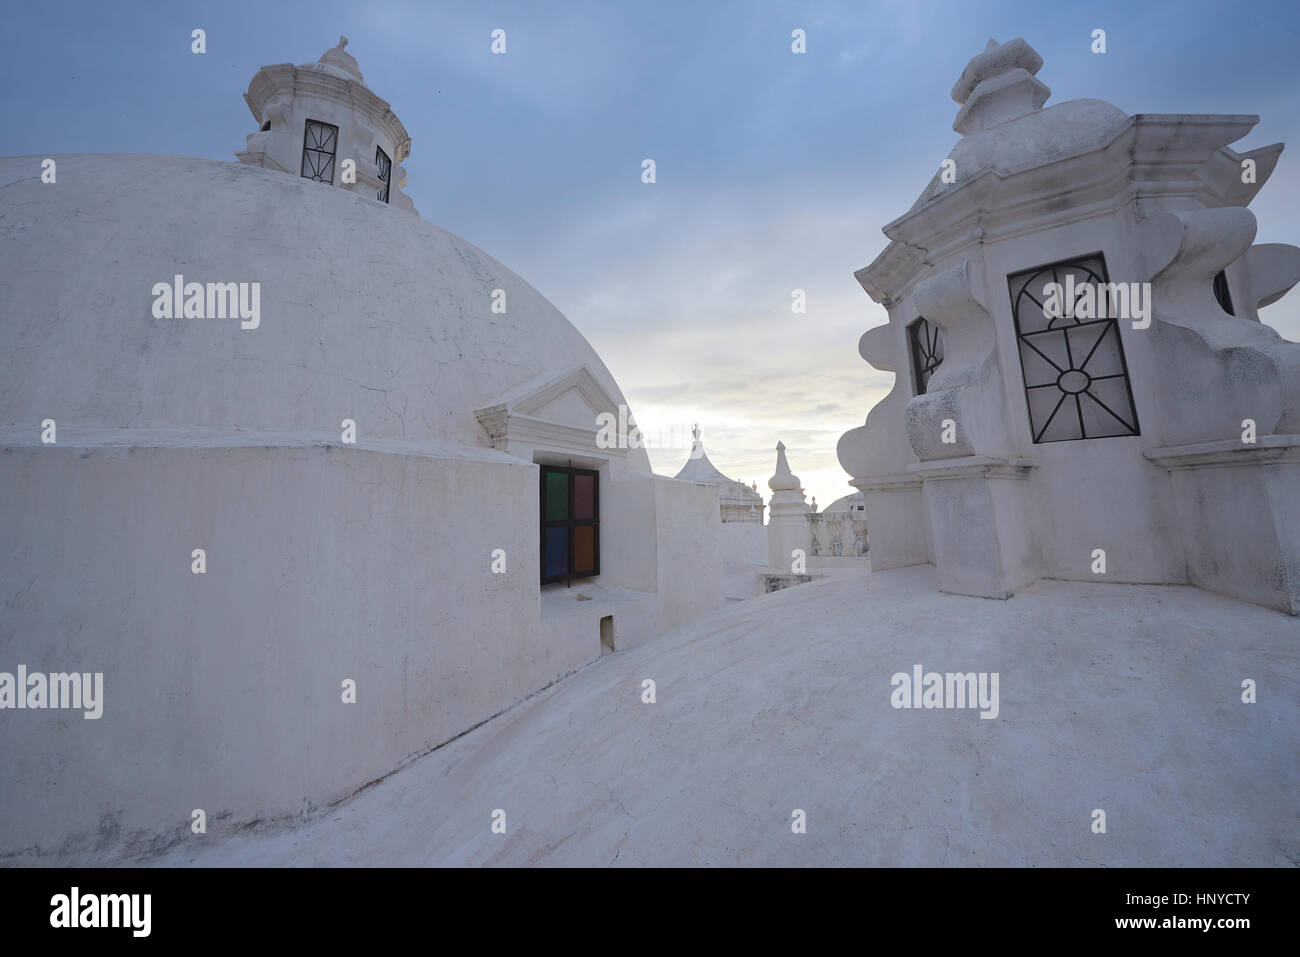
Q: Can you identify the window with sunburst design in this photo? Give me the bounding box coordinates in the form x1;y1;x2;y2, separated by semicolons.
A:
1007;254;1140;443
907;316;944;395
300;119;339;184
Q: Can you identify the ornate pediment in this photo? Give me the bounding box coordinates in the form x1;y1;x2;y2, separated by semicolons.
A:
474;364;629;459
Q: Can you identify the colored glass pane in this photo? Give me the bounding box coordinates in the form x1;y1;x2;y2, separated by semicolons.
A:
545;471;569;520
543;527;569;578
573;474;595;520
574;525;596;574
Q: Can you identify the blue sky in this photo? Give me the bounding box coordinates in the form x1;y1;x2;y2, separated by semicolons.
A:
4;0;1298;506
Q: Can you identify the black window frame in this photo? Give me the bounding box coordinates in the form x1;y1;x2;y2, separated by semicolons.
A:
539;465;600;585
907;316;944;395
1006;251;1141;444
375;145;392;204
300;119;339;184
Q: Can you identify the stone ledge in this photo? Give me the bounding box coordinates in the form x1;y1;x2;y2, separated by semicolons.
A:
850;472;924;493
905;455;1037;481
1144;434;1300;470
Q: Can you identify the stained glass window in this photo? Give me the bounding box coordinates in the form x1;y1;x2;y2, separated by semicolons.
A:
301;120;339;184
540;466;599;584
1007;253;1140;443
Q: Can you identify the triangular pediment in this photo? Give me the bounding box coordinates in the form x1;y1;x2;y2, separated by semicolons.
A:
474;364;626;456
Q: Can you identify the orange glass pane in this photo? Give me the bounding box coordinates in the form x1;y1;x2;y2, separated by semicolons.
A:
574;525;596;573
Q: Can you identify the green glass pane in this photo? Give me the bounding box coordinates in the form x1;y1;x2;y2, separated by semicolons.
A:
545;471;569;521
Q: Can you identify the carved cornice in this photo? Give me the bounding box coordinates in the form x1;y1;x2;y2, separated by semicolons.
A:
244;63;412;163
906;455;1036;481
1144;434;1300;470
850;472;923;493
858;114;1271;305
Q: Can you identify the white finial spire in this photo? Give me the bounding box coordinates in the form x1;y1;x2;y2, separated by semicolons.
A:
950;37;1049;136
689;422;703;460
768;441;801;492
319;34;364;82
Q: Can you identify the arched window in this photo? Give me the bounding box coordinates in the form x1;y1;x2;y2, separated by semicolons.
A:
1212;270;1235;315
300;119;339;184
375;146;392;204
1007;253;1140;443
907;317;943;395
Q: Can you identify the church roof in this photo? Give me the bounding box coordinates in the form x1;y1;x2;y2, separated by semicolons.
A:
302;35;365;83
673;428;762;502
674;447;729;483
0;153;649;471
856;37;1284;306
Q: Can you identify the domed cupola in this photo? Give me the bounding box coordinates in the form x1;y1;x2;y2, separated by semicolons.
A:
236;36;417;215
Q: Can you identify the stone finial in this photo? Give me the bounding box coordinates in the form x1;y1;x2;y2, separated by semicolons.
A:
950;37;1042;104
768;441;802;492
319;34;364;82
811;496;818;513
951;37;1049;136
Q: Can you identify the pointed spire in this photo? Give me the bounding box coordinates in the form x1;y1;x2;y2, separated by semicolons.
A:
768;441;801;492
688;422;704;460
674;425;724;479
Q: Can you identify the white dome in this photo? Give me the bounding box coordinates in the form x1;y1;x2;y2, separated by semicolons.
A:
0;154;649;469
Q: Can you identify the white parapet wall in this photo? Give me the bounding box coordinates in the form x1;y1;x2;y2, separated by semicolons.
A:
719;521;767;567
0;435;720;861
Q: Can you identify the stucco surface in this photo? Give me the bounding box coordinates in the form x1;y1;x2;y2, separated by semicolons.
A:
0;153;649;471
136;565;1298;867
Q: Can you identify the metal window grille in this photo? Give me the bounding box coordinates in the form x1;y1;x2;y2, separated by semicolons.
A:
300;120;339;184
1006;253;1140;443
540;465;600;585
375;146;392;204
907;316;944;395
